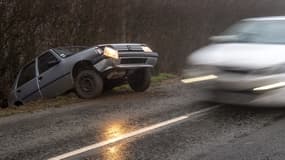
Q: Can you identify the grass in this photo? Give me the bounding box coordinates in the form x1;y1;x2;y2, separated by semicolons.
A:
151;73;177;84
0;93;83;117
0;73;177;118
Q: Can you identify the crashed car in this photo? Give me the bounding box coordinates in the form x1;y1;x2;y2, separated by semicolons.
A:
8;44;158;106
186;16;285;107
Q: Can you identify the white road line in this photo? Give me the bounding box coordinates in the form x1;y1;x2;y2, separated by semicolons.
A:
48;106;219;160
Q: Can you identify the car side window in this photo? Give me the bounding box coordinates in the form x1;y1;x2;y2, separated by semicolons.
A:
38;52;58;74
17;61;36;88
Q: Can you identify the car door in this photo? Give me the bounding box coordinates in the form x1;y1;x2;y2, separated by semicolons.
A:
37;51;72;98
16;60;41;102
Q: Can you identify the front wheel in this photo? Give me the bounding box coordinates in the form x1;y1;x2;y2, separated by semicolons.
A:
128;68;151;92
75;70;103;99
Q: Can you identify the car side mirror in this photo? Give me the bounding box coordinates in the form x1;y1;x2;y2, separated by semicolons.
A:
47;60;60;68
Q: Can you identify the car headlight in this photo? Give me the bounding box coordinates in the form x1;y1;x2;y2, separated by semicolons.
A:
104;47;119;59
142;46;153;52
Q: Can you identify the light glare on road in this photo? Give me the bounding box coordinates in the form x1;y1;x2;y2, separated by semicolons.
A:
105;123;126;139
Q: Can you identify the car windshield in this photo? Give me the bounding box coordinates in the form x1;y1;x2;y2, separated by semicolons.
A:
221;20;285;44
53;46;88;58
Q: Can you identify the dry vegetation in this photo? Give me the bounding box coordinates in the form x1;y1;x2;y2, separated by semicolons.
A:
1;0;285;97
0;94;82;117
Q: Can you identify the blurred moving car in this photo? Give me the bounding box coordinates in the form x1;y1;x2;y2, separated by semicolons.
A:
186;16;285;107
8;44;158;106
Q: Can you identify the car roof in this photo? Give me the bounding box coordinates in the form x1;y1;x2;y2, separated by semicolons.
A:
243;16;285;21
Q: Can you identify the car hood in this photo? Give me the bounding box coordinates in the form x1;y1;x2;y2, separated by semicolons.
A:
189;43;285;69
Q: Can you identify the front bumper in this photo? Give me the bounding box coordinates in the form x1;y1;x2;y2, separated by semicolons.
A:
206;74;285;107
94;52;158;72
209;88;285;107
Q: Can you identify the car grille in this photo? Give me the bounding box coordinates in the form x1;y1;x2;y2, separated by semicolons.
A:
211;89;255;94
219;67;251;74
120;58;147;64
116;45;144;52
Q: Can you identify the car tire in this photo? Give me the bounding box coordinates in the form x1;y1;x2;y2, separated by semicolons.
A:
103;79;125;91
75;70;103;99
128;68;151;92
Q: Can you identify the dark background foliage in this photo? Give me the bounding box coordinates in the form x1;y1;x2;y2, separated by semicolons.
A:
1;0;285;96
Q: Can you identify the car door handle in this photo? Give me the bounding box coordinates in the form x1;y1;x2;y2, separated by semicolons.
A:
17;90;21;93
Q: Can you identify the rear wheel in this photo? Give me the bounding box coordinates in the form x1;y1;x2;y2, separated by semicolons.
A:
128;68;151;92
75;70;103;99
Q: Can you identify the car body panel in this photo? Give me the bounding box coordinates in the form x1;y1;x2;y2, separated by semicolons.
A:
16;78;41;102
190;43;285;69
14;61;41;103
38;66;72;98
37;50;73;98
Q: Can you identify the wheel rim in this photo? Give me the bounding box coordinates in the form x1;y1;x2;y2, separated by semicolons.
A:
79;75;95;92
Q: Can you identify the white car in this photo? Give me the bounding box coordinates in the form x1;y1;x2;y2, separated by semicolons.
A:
187;16;285;107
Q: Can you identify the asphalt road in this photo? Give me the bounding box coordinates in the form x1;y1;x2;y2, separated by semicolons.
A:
1;79;285;160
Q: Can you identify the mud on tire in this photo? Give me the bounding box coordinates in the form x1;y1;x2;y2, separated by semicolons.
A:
75;70;103;99
128;68;151;92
